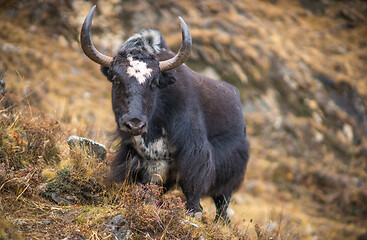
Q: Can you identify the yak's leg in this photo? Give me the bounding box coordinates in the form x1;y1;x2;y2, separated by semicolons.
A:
182;189;203;214
178;144;215;215
213;194;231;224
180;180;203;214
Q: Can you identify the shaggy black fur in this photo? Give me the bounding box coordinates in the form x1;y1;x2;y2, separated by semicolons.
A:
101;30;249;223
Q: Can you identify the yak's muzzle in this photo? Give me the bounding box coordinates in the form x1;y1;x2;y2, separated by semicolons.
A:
119;117;147;136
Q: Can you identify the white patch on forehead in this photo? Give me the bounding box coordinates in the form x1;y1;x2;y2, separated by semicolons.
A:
126;54;153;84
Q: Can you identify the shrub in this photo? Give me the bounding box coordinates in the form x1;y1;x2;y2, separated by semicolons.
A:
0;94;62;169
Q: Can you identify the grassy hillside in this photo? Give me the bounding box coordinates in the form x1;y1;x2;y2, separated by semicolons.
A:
1;0;367;239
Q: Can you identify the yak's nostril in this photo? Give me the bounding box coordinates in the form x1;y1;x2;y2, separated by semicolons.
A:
124;118;146;131
137;121;146;129
124;121;133;130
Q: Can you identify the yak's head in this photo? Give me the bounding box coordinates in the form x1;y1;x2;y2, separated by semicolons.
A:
80;6;191;136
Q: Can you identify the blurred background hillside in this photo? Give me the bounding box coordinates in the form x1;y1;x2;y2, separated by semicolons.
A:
1;0;367;239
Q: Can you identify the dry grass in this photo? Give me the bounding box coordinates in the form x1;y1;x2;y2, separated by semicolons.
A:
0;216;22;240
0;99;248;239
0;97;62;170
1;0;367;239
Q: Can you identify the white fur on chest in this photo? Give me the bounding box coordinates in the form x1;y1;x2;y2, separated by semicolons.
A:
145;160;169;184
132;134;175;184
132;135;174;161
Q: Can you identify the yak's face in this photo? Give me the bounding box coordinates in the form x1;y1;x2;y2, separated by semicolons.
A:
102;50;175;136
80;6;191;136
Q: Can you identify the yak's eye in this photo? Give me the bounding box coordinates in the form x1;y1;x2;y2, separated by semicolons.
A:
112;75;121;85
150;78;158;90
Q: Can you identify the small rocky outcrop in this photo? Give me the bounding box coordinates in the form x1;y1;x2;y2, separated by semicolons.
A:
67;135;107;161
106;215;132;240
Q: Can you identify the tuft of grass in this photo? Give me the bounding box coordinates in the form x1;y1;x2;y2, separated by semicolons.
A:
70;182;248;239
0;100;62;170
0;215;23;240
40;169;57;181
44;165;108;205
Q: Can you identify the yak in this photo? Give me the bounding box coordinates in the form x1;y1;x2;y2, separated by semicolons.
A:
80;5;249;223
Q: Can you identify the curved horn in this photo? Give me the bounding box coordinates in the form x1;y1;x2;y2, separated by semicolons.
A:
80;5;113;67
159;17;192;72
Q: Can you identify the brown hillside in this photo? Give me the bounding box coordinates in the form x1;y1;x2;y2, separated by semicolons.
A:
1;0;367;239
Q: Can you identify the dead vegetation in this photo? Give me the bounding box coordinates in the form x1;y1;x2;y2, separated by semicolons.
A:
1;0;367;239
0;99;249;239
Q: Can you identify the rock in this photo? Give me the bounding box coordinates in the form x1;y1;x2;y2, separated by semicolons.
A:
227;208;235;217
51;193;71;205
64;194;80;203
358;232;367;240
0;75;6;96
67;136;107;161
107;215;132;240
194;212;203;220
339;8;358;23
61;235;86;240
42;220;51;225
180;219;200;229
15;220;28;225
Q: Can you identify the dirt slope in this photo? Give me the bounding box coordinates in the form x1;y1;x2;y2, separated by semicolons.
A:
1;0;367;239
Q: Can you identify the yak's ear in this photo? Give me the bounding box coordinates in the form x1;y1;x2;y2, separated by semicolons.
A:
158;71;177;89
100;66;113;82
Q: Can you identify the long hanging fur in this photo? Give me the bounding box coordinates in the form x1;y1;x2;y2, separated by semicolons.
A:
103;28;249;223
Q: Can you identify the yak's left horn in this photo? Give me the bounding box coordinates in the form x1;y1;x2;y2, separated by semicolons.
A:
80;5;113;67
159;17;192;72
